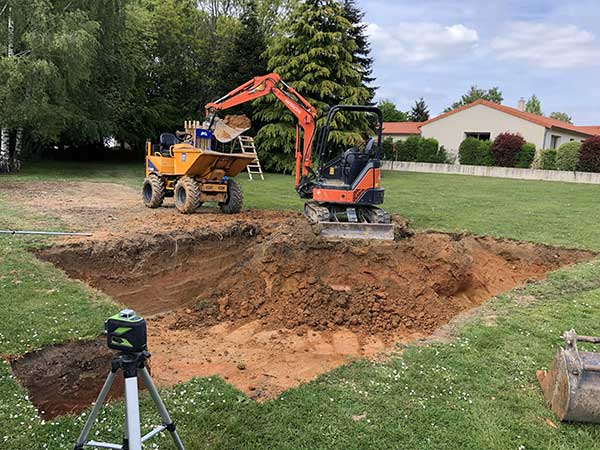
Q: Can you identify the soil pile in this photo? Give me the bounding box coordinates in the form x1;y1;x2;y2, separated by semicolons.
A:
196;232;590;334
37;223;593;335
224;114;251;129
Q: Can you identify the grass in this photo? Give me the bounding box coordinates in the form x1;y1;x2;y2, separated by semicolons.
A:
2;161;600;449
7;160;600;249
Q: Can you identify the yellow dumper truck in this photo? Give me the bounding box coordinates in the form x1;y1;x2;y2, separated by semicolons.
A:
143;122;255;214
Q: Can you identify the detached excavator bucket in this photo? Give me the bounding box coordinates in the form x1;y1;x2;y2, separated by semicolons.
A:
538;330;600;423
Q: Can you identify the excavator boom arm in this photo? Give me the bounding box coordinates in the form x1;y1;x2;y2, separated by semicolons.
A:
205;74;317;188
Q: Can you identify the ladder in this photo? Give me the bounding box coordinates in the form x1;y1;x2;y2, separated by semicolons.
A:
237;136;264;181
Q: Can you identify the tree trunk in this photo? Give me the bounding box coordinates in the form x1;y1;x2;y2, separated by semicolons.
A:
0;129;10;173
0;7;14;173
12;128;23;171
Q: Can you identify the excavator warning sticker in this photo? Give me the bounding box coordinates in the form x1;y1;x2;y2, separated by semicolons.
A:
181;153;187;162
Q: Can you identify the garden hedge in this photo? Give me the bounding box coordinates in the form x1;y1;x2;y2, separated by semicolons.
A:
539;149;557;170
458;138;494;166
516;142;536;169
556;141;581;171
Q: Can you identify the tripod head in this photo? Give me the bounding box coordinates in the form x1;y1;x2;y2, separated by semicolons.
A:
105;309;147;353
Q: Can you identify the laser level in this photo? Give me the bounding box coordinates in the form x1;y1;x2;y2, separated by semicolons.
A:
73;309;185;450
105;309;147;353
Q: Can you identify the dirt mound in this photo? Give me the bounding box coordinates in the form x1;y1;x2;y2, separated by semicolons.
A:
224;114;251;129
38;225;593;335
190;232;591;334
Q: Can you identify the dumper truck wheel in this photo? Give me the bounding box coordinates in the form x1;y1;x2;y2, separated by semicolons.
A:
174;176;201;214
142;174;165;208
219;179;243;214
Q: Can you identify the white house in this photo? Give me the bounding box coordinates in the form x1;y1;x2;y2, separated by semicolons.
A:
421;99;597;159
383;99;599;160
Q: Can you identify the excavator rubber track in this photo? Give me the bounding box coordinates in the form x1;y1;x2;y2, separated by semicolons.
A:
304;201;395;241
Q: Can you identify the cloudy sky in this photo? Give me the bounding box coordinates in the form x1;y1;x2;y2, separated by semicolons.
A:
357;0;600;124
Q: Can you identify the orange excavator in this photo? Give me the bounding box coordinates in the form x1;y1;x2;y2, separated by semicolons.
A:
205;73;393;240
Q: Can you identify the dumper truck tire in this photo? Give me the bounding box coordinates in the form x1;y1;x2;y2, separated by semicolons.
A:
174;176;201;214
142;174;165;208
219;179;243;214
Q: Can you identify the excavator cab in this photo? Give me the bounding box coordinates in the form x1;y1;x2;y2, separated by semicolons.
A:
303;105;393;240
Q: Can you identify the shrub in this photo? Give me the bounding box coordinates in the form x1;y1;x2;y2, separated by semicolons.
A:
516;142;536;168
458;137;494;166
578;136;600;172
538;149;557;170
381;137;395;160
397;135;420;161
479;140;495;166
555;141;581;171
416;137;445;163
490;132;526;167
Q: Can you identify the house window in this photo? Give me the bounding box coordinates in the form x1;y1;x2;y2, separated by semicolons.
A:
550;135;561;149
465;132;491;141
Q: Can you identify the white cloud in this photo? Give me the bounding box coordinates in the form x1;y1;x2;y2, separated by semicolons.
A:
491;22;600;69
366;22;479;65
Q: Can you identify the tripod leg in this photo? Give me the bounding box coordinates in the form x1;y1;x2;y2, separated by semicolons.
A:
140;367;186;450
124;376;143;450
123;396;129;450
74;371;116;450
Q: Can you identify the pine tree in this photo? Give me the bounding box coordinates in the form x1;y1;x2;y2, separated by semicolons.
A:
254;0;371;172
409;98;430;122
525;94;543;116
342;0;376;102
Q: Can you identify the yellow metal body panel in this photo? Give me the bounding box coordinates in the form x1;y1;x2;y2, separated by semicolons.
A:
146;142;255;180
146;154;174;176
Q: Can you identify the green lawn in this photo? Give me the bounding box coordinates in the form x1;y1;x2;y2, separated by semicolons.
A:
8;160;600;250
2;161;600;449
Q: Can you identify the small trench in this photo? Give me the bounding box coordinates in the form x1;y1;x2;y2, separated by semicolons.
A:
11;222;595;419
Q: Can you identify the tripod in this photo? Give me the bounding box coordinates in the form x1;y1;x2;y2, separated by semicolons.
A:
74;350;185;450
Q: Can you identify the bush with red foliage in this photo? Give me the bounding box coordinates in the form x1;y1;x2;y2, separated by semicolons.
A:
578;136;600;172
490;132;526;167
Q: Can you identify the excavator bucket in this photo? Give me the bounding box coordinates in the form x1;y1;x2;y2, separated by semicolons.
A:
318;222;395;241
212;117;249;143
538;330;600;423
304;202;395;241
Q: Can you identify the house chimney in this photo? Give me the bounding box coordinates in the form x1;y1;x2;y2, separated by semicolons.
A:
517;97;525;112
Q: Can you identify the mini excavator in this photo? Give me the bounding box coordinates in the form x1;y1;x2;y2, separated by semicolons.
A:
205;73;393;240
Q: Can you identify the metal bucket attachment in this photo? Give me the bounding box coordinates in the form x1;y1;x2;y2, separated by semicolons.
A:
318;222;395;241
539;330;600;423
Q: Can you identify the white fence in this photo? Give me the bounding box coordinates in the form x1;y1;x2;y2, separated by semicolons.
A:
381;161;600;185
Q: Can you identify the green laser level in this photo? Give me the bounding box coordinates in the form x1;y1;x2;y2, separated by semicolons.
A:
74;309;186;450
105;309;147;353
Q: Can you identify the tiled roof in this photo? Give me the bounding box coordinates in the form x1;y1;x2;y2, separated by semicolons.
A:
382;122;422;135
577;126;600;135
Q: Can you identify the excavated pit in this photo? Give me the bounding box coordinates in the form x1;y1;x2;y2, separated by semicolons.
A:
12;223;595;418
